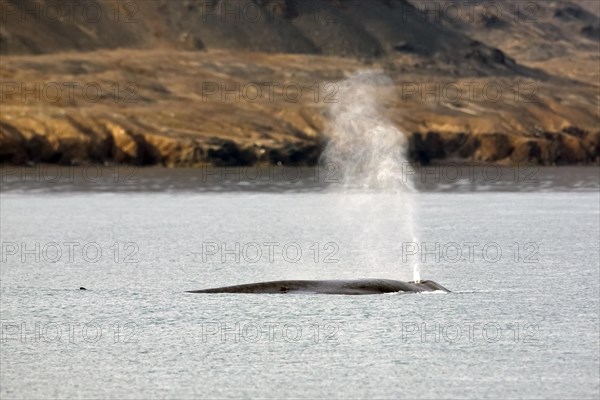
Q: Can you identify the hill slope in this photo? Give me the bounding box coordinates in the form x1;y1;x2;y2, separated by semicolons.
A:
1;0;598;165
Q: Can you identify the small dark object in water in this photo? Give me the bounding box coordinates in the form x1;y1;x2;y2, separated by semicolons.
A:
79;287;87;290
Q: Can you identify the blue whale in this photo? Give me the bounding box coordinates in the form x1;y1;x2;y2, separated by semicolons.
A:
186;279;449;295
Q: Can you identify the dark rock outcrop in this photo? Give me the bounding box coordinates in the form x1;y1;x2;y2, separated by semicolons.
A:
409;129;599;166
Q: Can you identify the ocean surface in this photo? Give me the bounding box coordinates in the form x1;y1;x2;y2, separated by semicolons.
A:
1;166;599;399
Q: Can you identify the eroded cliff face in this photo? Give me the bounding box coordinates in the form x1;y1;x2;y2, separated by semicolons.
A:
410;129;599;165
1;1;598;166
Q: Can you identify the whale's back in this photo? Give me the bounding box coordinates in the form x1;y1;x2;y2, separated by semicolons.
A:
186;279;449;295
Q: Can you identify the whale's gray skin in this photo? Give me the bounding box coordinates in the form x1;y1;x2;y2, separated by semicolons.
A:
186;279;449;295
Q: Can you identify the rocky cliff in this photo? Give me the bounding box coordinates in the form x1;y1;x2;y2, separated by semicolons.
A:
1;0;598;166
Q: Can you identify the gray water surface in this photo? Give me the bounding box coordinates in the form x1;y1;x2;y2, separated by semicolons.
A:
1;167;599;399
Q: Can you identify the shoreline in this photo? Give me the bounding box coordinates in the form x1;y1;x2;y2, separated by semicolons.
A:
2;127;598;167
